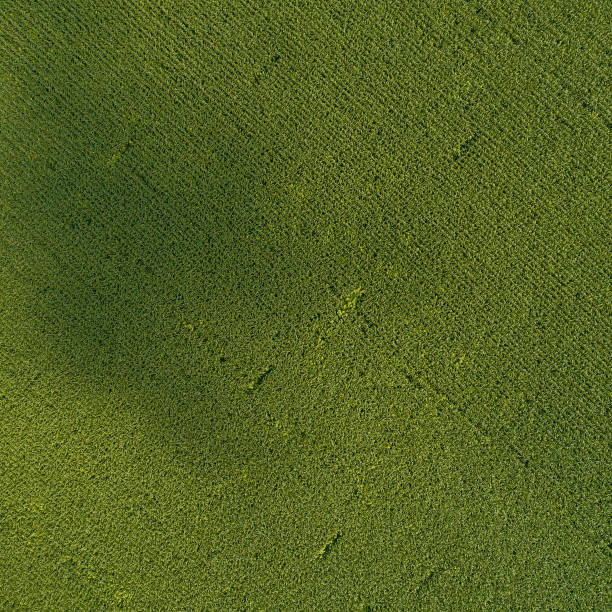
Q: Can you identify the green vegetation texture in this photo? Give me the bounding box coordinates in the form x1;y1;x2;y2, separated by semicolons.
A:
1;0;610;609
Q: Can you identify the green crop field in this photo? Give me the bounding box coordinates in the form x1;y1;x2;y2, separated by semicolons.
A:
1;0;610;609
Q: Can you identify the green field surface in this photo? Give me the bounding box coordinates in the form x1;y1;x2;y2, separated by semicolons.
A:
1;1;610;609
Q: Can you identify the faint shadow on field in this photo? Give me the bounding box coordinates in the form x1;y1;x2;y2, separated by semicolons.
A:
8;99;317;463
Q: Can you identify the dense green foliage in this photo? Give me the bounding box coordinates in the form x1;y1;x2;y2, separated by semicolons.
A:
1;0;610;608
